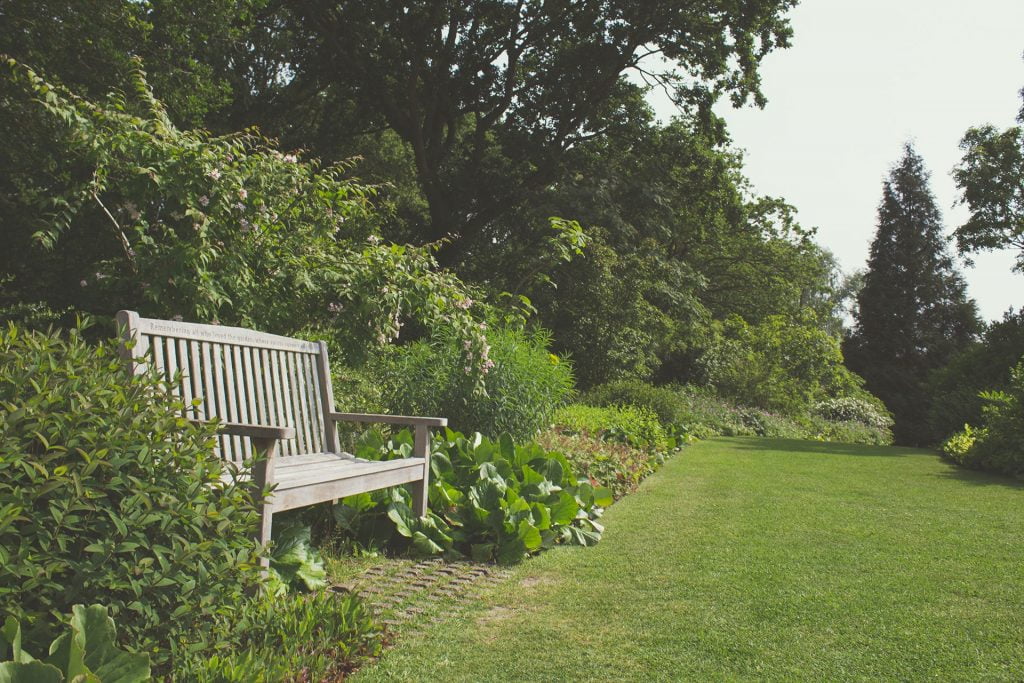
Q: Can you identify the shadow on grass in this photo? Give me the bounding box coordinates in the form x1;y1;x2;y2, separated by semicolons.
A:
717;436;927;458
931;464;1024;490
716;437;1024;490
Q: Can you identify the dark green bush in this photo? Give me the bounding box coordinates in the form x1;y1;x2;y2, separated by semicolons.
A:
375;327;574;440
948;362;1024;477
171;591;382;682
0;324;263;665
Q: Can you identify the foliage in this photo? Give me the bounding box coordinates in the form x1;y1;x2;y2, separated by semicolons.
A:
332;428;612;564
266;521;327;595
698;313;867;415
812;397;894;432
171;592;383;682
375;326;574;440
1;604;150;683
0;323;264;665
945;362;1024;478
927;309;1024;440
940;424;985;468
535;430;660;502
551;404;669;453
845;144;981;446
1;59;488;368
953;85;1024;272
233;0;797;261
584;381;893;445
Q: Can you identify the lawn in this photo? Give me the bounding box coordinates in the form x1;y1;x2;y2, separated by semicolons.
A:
352;437;1024;681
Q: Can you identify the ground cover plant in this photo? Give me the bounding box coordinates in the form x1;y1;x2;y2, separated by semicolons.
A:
331;428;612;563
353;438;1024;681
171;592;383;682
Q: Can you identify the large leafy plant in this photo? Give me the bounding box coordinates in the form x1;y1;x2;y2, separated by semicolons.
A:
1;604;150;683
333;429;612;564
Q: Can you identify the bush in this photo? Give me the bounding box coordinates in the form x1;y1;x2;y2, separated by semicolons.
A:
375;327;574;440
812;396;894;432
332;428;612;563
171;592;382;682
961;363;1024;477
584;381;894;445
0;324;264;665
941;424;985;468
552;404;668;452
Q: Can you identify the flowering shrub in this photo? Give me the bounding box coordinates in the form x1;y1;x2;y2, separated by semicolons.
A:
3;58;488;370
812;396;894;431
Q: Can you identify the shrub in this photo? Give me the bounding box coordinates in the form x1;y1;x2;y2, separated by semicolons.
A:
375;327;574;440
332;428;612;563
0;324;263;664
812;396;894;432
552;404;668;452
941;424;984;468
171;592;382;682
962;363;1024;477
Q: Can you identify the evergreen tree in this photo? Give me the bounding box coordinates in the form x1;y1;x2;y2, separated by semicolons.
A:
845;144;981;446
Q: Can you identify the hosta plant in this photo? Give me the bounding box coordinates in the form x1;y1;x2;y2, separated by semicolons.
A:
0;604;150;683
333;428;613;564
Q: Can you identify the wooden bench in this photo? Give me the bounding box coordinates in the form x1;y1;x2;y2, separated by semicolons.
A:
116;311;446;565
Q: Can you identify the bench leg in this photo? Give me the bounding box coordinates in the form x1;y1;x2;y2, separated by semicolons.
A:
251;438;278;572
257;503;273;570
410;424;430;517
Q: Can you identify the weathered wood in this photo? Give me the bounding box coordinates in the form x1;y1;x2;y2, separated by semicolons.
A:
116;310;445;555
411;423;431;516
329;412;448;428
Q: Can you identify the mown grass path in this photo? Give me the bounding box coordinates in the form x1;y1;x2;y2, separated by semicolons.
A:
354;438;1024;681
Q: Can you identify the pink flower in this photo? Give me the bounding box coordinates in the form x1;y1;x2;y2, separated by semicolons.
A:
198;195;209;206
238;188;248;200
283;153;298;163
79;279;87;287
455;298;473;310
208;169;221;180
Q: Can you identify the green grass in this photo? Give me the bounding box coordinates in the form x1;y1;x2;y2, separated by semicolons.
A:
353;437;1024;681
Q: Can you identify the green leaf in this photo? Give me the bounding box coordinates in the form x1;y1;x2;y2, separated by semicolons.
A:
549;492;579;526
0;661;64;683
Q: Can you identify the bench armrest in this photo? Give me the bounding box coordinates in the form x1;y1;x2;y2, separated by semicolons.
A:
327;412;447;428
191;419;296;440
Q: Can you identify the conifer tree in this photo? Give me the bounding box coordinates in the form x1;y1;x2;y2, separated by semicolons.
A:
845;144;981;445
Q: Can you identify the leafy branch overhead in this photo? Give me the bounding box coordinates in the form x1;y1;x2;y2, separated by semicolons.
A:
2;57;488;368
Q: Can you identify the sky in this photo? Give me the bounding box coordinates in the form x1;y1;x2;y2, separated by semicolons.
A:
651;0;1024;322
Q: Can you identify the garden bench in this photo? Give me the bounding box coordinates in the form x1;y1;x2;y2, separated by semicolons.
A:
116;311;445;565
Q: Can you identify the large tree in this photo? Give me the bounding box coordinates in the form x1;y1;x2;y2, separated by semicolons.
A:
953;82;1024;273
845;144;981;445
226;0;797;266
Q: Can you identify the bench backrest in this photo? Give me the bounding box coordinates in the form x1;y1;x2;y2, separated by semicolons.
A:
117;311;338;462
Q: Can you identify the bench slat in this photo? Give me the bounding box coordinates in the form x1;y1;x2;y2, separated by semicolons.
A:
272;463;425;512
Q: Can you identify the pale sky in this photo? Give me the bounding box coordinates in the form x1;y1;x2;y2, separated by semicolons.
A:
654;0;1024;323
